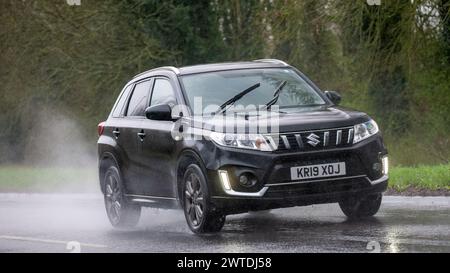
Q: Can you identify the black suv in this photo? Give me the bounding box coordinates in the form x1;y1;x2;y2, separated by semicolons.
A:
97;59;388;233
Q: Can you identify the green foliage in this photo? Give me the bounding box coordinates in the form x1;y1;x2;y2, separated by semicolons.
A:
389;164;450;190
271;0;346;90
332;0;450;164
0;0;449;167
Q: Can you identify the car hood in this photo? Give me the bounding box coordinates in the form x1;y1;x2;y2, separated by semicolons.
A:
186;105;370;134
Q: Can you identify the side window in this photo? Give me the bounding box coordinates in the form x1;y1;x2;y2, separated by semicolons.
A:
126;80;152;116
112;85;132;118
150;79;177;107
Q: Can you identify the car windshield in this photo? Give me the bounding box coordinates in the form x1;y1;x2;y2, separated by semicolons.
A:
180;68;326;115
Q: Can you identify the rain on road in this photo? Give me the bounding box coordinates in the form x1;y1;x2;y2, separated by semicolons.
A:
0;193;449;253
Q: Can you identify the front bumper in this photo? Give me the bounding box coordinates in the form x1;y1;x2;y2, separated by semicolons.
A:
211;175;388;214
204;134;388;214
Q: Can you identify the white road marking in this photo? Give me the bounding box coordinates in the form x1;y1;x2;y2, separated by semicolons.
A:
0;235;107;248
325;235;450;248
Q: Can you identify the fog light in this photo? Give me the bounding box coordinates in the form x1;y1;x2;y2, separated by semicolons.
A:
238;173;258;188
373;163;382;172
239;175;249;186
218;170;231;190
381;156;389;175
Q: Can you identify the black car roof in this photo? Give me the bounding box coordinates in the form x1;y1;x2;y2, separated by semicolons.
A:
132;59;290;80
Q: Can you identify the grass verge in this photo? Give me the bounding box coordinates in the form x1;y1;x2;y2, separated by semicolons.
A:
0;166;98;193
389;164;450;191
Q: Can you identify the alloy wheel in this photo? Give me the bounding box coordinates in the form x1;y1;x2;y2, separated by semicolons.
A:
105;172;122;225
184;172;205;228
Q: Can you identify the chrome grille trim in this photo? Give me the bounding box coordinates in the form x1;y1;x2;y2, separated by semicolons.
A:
323;131;329;147
294;134;303;148
280;135;291;149
336;130;342;145
266;126;354;151
265;135;278;150
348;128;354;144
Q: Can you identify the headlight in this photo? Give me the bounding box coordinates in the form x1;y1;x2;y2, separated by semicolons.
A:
353;119;379;144
209;132;274;151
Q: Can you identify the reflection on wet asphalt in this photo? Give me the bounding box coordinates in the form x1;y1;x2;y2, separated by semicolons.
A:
0;194;448;252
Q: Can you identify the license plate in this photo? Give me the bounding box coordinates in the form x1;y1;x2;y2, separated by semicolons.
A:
290;162;346;180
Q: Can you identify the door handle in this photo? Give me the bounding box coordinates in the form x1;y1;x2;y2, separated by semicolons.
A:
112;128;120;139
137;130;146;142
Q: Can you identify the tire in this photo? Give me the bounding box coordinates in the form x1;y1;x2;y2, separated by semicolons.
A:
103;165;141;228
339;193;382;219
182;163;225;234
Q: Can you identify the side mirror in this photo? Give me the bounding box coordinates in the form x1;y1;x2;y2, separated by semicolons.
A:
325;90;341;105
145;104;173;121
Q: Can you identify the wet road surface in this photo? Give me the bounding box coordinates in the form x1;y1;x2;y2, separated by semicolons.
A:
0;193;448;253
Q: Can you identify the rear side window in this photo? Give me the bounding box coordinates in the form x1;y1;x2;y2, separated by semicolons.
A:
126;80;152;116
112;85;132;118
150;78;177;107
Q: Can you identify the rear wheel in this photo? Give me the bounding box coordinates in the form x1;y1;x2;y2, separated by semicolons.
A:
339;193;382;219
103;165;141;228
182;164;225;233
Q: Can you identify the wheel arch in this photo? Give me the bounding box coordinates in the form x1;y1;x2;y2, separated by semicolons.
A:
98;151;121;194
176;149;208;206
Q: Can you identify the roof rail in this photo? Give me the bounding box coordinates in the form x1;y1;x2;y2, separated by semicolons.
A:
253;59;289;66
133;66;180;79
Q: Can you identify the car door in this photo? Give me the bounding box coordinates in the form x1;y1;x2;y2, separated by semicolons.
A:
105;83;135;192
139;77;179;197
120;79;153;195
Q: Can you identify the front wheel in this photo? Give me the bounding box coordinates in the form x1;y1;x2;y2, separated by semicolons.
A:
339;193;382;219
103;165;141;228
182;164;225;234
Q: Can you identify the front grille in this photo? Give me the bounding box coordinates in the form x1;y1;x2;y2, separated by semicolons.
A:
267;127;354;152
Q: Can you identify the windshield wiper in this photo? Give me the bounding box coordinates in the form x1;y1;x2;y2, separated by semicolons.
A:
260;80;287;111
214;83;261;115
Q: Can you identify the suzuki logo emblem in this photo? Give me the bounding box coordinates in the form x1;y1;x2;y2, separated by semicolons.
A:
306;133;320;147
